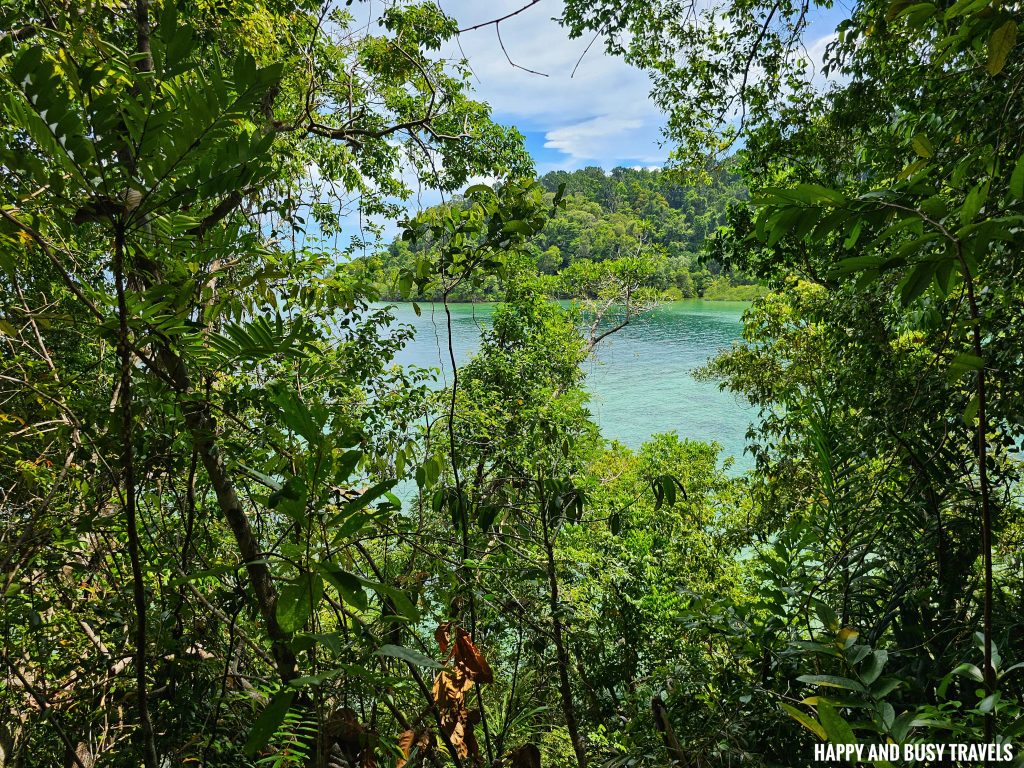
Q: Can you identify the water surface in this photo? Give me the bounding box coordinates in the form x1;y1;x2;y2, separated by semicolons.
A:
385;300;755;471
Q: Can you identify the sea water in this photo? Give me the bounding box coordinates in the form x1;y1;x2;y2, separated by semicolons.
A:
383;300;755;472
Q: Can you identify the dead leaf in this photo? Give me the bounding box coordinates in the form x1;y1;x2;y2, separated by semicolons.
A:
397;731;415;768
321;708;379;768
431;668;477;760
453;628;493;684
435;622;451;655
430;623;492;762
397;729;433;768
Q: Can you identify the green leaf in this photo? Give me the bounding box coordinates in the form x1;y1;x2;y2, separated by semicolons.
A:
872;677;902;698
362;579;419;622
798;675;868;693
878;701;896;731
944;0;990;19
961;395;980;426
899;262;936;305
423;458;440;487
961;182;988;225
662;476;676;507
766;206;803;247
317;563;368;611
270;388;322;444
948;353;984;384
933;257;957;295
987;20;1018;76
817;699;857;743
376;644;444;669
276;573;323;635
831;255;883;275
238;464;283;491
504;220;534;236
951;662;985;682
1009;153;1024;200
890;710;916;742
244;689;295;756
920;195;948;220
860;650;888;685
912;134;934;158
398;272;413;297
343;480;397;515
815;602;839;632
780;703;827;740
652;475;681;510
901;2;937;27
977;692;1000;713
477;504;500;532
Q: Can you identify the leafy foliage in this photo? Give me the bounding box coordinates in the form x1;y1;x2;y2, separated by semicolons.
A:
364;166;758;302
3;0;1023;766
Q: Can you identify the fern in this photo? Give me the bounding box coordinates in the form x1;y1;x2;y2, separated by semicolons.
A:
255;709;318;768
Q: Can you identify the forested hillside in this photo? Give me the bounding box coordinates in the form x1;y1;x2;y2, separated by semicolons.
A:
2;0;1023;767
365;166;762;302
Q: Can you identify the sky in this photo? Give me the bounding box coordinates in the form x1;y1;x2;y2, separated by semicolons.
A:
432;0;851;175
437;0;669;174
336;0;851;242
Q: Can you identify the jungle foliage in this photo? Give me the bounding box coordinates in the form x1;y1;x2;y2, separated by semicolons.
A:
1;0;1023;766
362;166;761;302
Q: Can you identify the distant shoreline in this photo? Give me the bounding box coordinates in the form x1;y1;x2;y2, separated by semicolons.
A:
380;294;762;305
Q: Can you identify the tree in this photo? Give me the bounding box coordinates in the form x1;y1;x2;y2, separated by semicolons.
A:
0;1;531;763
564;0;1024;752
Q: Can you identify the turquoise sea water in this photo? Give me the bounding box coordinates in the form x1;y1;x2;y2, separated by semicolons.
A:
384;300;756;471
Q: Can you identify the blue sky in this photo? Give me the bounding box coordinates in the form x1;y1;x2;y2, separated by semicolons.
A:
436;0;670;173
436;0;851;175
336;0;851;242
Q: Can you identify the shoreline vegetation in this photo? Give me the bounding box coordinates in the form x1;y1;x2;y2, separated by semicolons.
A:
362;166;766;304
382;287;767;305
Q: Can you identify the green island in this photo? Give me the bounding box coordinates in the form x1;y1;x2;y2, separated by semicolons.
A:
1;1;1022;767
363;166;766;304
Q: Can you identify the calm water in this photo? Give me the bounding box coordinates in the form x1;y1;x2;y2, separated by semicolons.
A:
383;301;755;471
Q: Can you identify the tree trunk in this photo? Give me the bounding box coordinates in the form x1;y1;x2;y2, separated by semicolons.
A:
541;506;587;768
651;697;689;767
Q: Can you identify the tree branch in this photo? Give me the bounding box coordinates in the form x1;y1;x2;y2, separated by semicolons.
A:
457;1;545;33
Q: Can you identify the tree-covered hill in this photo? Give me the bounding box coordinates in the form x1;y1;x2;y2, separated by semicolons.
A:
364;165;764;301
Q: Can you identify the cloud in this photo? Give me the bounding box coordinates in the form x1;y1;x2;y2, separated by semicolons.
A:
544;115;664;165
437;0;668;169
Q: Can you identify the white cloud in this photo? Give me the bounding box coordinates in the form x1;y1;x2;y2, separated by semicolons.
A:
544;115;664;165
805;31;843;88
437;0;668;169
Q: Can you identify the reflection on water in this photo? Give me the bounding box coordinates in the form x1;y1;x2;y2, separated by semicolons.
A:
383;300;755;471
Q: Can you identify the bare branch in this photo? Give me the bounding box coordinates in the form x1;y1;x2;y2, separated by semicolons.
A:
456;1;549;76
456;1;545;34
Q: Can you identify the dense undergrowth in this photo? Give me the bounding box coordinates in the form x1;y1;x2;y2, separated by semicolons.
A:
1;0;1022;767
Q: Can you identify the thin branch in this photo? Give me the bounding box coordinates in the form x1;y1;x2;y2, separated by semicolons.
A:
456;1;545;33
496;23;548;77
5;662;89;768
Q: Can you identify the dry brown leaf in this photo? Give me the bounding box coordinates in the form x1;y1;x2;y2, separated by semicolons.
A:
397;730;415;768
321;707;379;768
396;728;433;768
430;623;493;763
453;628;493;684
432;669;478;760
435;622;452;655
